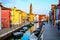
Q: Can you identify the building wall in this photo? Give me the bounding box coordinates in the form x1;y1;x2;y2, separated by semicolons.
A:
19;11;22;24
21;12;27;23
56;6;59;20
2;10;10;28
39;15;47;21
34;14;39;21
11;8;20;25
58;4;60;20
29;14;34;22
51;5;56;21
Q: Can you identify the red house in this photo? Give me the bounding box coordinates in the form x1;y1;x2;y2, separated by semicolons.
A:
1;4;10;28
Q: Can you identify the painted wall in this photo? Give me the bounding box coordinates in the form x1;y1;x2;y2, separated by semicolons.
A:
2;10;10;28
29;14;34;22
58;5;60;20
21;12;27;23
19;12;22;24
11;8;20;25
56;6;59;20
51;5;56;21
39;15;42;20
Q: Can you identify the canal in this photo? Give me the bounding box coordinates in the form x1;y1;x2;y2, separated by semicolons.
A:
4;22;44;40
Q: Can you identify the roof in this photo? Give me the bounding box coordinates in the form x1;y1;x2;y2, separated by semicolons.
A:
0;3;10;10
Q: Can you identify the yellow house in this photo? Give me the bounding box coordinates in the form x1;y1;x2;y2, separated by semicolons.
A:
16;10;22;24
21;12;27;23
11;7;20;26
29;14;35;22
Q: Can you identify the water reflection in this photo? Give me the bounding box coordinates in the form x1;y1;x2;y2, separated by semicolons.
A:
21;30;31;40
21;23;39;40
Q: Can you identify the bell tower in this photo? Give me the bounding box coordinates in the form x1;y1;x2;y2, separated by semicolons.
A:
30;3;32;14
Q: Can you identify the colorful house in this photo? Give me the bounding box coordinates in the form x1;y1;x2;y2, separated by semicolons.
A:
21;12;27;23
55;4;60;30
16;10;22;24
11;7;28;27
1;4;10;28
51;4;56;22
39;15;47;21
29;14;35;22
11;7;20;27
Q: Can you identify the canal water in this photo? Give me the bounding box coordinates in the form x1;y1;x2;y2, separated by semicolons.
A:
7;23;40;40
21;30;31;40
21;23;39;40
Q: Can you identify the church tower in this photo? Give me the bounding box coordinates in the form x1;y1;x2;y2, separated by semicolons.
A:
30;3;32;14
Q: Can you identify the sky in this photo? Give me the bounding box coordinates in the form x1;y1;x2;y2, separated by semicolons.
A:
0;0;58;16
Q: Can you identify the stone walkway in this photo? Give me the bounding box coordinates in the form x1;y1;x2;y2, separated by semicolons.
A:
43;22;60;40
